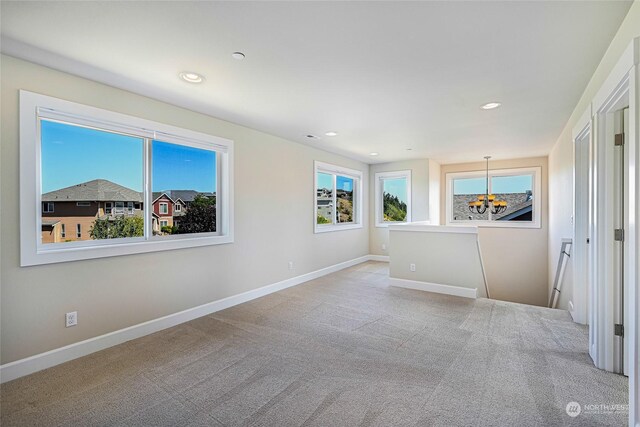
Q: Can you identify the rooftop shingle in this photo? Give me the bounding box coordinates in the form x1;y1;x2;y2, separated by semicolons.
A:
42;179;143;202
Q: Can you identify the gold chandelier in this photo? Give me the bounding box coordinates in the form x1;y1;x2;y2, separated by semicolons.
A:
468;156;507;215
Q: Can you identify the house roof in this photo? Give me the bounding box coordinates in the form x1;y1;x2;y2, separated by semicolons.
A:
41;219;60;226
42;179;143;202
452;193;532;221
152;192;174;204
160;190;214;202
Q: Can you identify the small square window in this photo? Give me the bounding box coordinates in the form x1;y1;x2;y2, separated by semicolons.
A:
42;202;54;213
314;161;363;233
375;171;412;227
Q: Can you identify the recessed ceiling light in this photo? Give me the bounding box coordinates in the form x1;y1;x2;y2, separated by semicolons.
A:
481;102;502;110
179;72;204;83
324;131;338;137
232;52;246;60
369;152;379;156
406;148;413;151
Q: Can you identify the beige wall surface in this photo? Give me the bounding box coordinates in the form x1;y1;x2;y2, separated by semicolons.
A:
369;159;433;256
0;55;369;364
389;229;486;297
440;157;549;306
548;2;640;311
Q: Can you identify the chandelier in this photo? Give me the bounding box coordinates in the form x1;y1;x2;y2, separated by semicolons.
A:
468;156;507;215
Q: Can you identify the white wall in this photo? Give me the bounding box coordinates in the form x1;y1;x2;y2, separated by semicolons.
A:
369;159;435;256
548;2;640;311
0;55;370;364
428;159;441;225
440;157;549;307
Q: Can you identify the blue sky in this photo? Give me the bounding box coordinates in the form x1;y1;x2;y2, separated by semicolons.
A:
383;178;407;202
317;173;353;192
41;120;143;193
454;175;532;195
41;120;216;194
152;141;216;192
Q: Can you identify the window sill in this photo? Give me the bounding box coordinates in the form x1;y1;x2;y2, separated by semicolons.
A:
314;223;363;233
22;235;234;267
446;221;541;229
375;221;409;228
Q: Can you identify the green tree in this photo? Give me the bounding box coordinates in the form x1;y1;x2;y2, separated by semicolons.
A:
90;216;144;239
317;214;331;224
383;192;407;221
175;195;216;234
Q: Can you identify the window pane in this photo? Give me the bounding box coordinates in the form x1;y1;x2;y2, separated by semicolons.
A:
452;177;488;221
40;120;144;244
490;175;533;222
382;178;408;222
316;172;334;225
336;175;354;223
152;140;217;236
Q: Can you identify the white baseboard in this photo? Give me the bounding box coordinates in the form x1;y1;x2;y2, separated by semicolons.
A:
390;277;477;299
1;254;378;383
368;254;389;262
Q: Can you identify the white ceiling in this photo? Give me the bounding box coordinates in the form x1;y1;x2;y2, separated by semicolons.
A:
0;1;632;164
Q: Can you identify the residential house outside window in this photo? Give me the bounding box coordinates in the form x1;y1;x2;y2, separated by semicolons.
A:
445;167;541;228
314;161;363;233
19;90;234;266
375;171;412;227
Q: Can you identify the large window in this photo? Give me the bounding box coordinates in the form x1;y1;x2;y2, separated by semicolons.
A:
314;161;363;233
445;167;541;228
375;170;412;227
20;91;234;266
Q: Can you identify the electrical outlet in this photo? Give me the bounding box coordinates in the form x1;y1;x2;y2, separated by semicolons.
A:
409;263;416;272
382;243;387;251
65;311;77;328
288;261;294;270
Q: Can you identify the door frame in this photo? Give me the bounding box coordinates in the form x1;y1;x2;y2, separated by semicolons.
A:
571;108;592;326
589;38;638;426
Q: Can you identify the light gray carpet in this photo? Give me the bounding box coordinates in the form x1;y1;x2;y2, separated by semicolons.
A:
0;262;628;426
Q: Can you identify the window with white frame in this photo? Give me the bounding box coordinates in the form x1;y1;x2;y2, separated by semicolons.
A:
375;170;411;227
43;202;54;213
314;161;363;233
20;90;234;266
445;167;541;228
114;201;125;214
159;202;169;215
61;224;66;239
